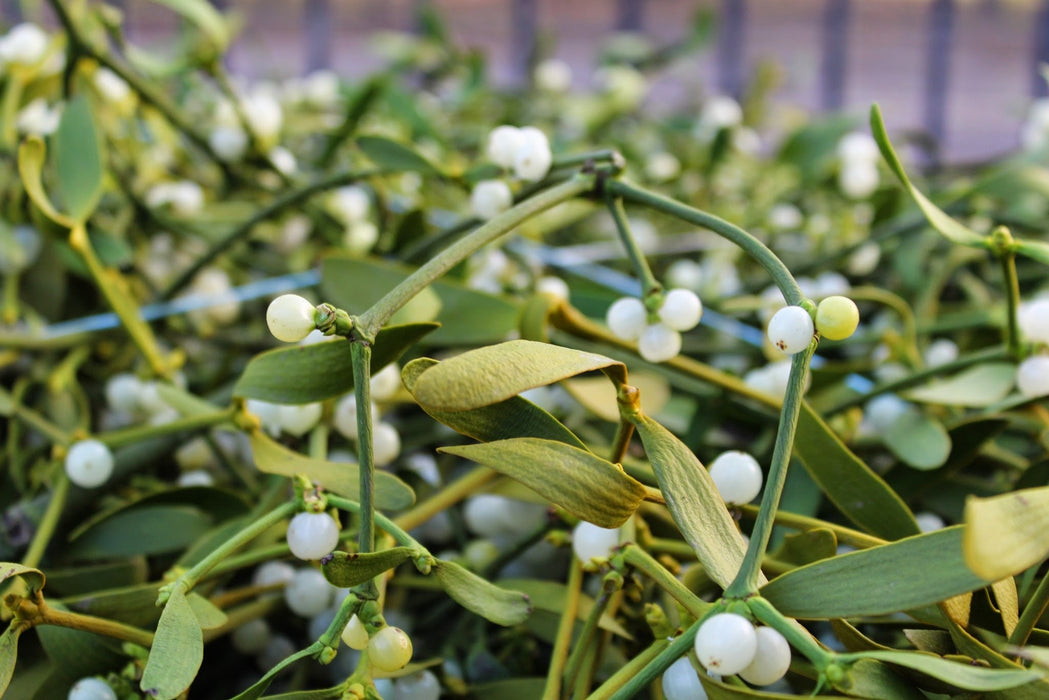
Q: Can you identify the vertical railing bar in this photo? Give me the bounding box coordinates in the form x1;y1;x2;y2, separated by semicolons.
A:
1032;0;1049;97
511;0;538;85
304;0;332;72
819;0;850;112
616;0;644;32
924;0;955;167
717;0;746;99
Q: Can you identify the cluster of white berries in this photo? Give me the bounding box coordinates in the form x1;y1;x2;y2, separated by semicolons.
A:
694;612;791;686
837;132;880;200
708;451;764;505
1017;297;1049;398
145;180;205;217
208;86;285;161
331;363;403;467
246;399;324;438
329;185;379;254
486;125;553;182
606;289;703;363
0;23;49;68
765;295;859;356
104;371;186;428
341;614;415;672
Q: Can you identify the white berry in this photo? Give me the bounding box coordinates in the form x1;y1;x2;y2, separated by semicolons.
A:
276;402;323;437
266;294;317;343
708;451;763;505
914;511;946;533
1017;355;1049;398
283;568;334;617
341;613;370;650
470;179;513;220
370;363;402;402
253;560;295;587
694;613;758;676
65;439;115;488
513;126;552;182
393;670;442;700
332;395;381;440
766;306;814;355
1019;299;1049;344
536;275;570;300
486;125;523;168
638;323;682;364
838;162;879;199
0;23;49;67
368;625;413;671
209;125;249;162
372;422;402;466
924;338;959;368
606;297;647;341
105;373;143;415
286;512;340;561
658;289;703;331
661;656;708;700
838;132;879;165
572;521;620;565
739;626;792;686
68;677;117;700
231;618;272;655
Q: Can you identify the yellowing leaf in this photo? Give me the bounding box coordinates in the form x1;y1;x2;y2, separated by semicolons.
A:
140;588;202;700
963;486;1049;580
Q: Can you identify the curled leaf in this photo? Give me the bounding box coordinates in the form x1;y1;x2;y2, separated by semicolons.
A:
431;559;531;626
321;547;415;588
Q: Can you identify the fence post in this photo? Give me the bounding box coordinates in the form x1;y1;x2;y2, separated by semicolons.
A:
616;0;644;32
717;0;746;99
303;0;332;72
1032;0;1049;97
511;0;537;84
820;0;849;111
924;0;955;164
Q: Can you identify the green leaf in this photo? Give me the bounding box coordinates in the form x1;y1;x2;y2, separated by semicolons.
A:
141;588;202;700
903;363;1017;407
248;430;415;511
630;412;750;588
68;505;215;559
760;526;991;618
258;687;344;700
0;563;45;592
870;105;985;247
841;658;928;700
35;603;126;681
0;386;13;415
62;582;163;628
0;625;21;698
437;438;645;528
155;383;229;418
1014;238;1049;265
356;135;440;175
186;593;227;630
794;403;919;540
321;255;521;345
321;547;415;588
230;645;318;700
854;650;1042;691
411;340;626;412
963;486;1049;580
17;136;74;227
151;0;230;52
431;559;531;626
232;322;437;404
468;679;547;700
563;371;670;423
883;410;952;470
402;358;589;450
52;95;104;223
776;114;856;183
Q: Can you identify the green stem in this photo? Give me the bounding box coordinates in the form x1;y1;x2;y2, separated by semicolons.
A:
563;578;616;689
172;501;297;596
605;193;661;299
606;179;803;305
358;174;595;336
993;227;1023;360
747;596;834;668
32;599;154;648
97;407;236;449
725;341;816;597
551;149;623;172
349;340;381;602
8;401;69;445
22;472;70;569
586;637;670;700
2;271;19;324
606;620;700;700
621;544;710;618
542;558;584;700
161;169;380;299
1008;572;1049;647
327;495;425;552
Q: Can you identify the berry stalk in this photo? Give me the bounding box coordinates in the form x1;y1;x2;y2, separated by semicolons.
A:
605;193;661;301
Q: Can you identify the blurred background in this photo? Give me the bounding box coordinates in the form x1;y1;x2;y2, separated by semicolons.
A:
6;0;1049;164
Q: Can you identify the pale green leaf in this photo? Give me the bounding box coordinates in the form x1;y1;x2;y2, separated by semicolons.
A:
1015;238;1049;266
0;562;45;592
870;105;986;247
563;371;670;422
496;578;631;638
963;486;1049;580
0;625;21;698
17;136;74;227
431;559;531;626
411;340;626;412
53;95;104;223
883;410;952;470
249;430;415;511
140;588;202;700
356;135;439;174
903;363;1017;407
856;650;1042;691
186;593;227;630
438;438;645;528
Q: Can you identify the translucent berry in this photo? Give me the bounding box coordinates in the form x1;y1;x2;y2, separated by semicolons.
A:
536;275;570;300
67;677;117;700
372;422;402;466
231;618;272;655
708;451;763;505
767;306;814;354
513;127;552;182
393;670;442;700
64;439;115;488
914;511;946;533
572;521;620;565
694;612;757;676
266;294;317;343
368;625;413;671
486;125;523;168
606;297;647;341
658;289;703;331
638;323;683;364
104;372;143;415
661;656;708;700
252;560;295;587
864;394;911;433
341;613;370;650
332;394;380;440
276;402;323;437
1019;298;1049;344
370;363;402;402
1017;355;1049;398
739;626;792;686
286;511;340;561
470;179;513;220
815;296;859;341
283;568;334;617
924;338;959;368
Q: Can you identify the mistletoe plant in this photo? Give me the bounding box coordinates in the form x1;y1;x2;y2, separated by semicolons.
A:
3;2;1049;700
